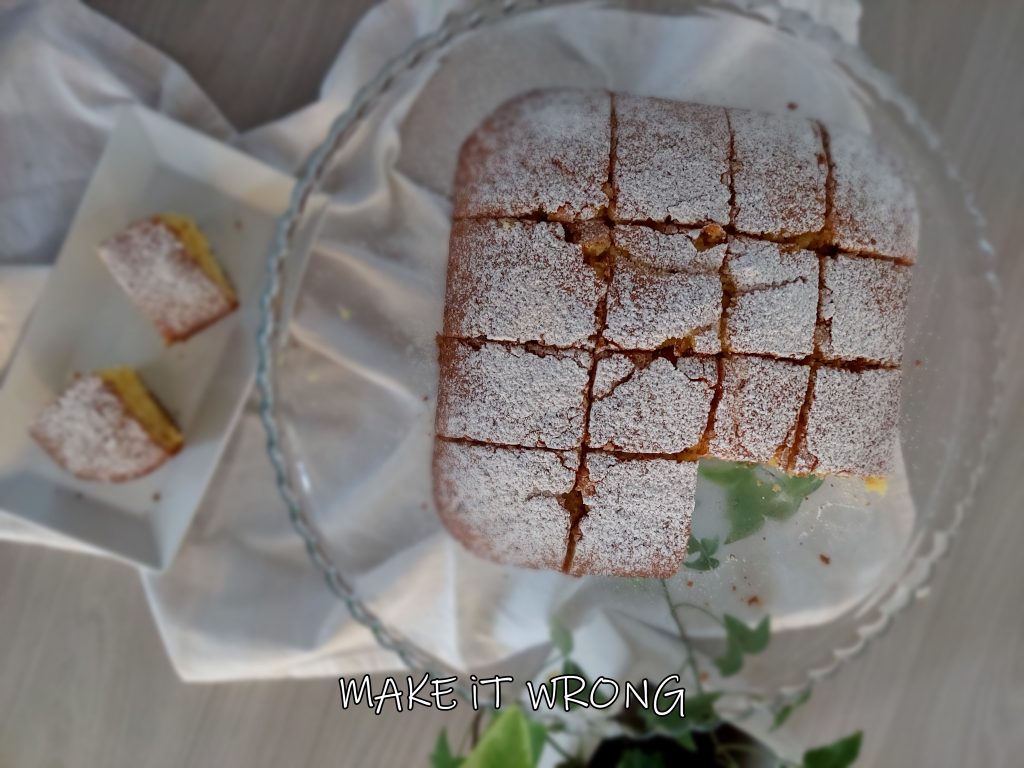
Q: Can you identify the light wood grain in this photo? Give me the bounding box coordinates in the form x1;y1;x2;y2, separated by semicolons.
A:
2;1;1023;766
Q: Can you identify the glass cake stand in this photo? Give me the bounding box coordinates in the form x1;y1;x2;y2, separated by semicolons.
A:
255;0;1004;717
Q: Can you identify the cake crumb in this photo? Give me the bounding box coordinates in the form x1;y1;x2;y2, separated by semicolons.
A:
819;553;831;565
746;595;761;606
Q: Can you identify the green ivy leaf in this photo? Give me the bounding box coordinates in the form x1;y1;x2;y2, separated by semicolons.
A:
462;707;534;768
550;619;574;657
683;691;722;727
617;749;665;768
713;642;744;677
727;615;771;653
683;537;721;571
801;731;862;768
430;730;464;768
677;729;697;752
714;615;771;677
526;719;548;767
771;689;811;731
699;460;824;544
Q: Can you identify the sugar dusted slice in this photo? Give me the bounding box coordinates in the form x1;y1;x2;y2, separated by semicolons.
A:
453;89;611;221
589;354;717;453
819;254;911;365
725;238;819;359
433;441;575;571
829;129;919;261
445;219;603;347
711;356;810;464
98;215;238;343
30;368;183;483
613;95;731;225
604;234;722;352
612;224;726;273
730;108;827;237
436;339;590;450
569;454;696;578
605;263;722;353
791;367;901;476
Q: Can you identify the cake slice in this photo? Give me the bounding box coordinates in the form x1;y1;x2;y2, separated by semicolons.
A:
30;368;183;482
604;229;724;354
444;219;604;348
710;356;811;465
433;441;575;571
568;454;697;578
588;353;717;454
435;339;591;450
99;214;238;343
724;238;819;359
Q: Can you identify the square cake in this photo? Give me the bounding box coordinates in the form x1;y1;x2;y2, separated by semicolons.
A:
435;89;917;577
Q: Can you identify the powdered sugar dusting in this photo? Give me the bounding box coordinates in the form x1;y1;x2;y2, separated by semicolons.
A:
453;89;611;220
711;356;810;464
725;238;819;358
820;254;911;364
793;367;901;476
436;339;590;450
433;441;575;571
730;108;827;237
829;129;920;261
613;96;731;225
589;355;717;453
30;375;169;482
612;225;725;273
570;454;696;578
445;219;602;347
604;259;722;352
98;219;235;342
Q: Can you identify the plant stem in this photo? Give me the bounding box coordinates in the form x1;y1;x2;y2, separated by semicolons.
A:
469;708;486;747
710;728;740;768
659;579;705;695
717;741;770;758
543;730;580;764
672;600;727;626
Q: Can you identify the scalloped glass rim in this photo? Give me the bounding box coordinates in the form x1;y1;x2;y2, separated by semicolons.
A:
255;0;1006;711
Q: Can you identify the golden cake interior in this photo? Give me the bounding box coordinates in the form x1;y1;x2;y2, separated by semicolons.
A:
156;214;238;304
98;367;184;454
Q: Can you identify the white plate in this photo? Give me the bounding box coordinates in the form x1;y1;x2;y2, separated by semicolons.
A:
0;106;313;571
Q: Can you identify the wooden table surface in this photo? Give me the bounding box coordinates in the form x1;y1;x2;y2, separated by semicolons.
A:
2;1;1023;765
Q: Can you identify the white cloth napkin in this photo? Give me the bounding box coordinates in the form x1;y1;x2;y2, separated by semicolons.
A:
0;0;863;690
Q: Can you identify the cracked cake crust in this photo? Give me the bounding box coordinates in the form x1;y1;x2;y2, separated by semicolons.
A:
436;90;916;577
